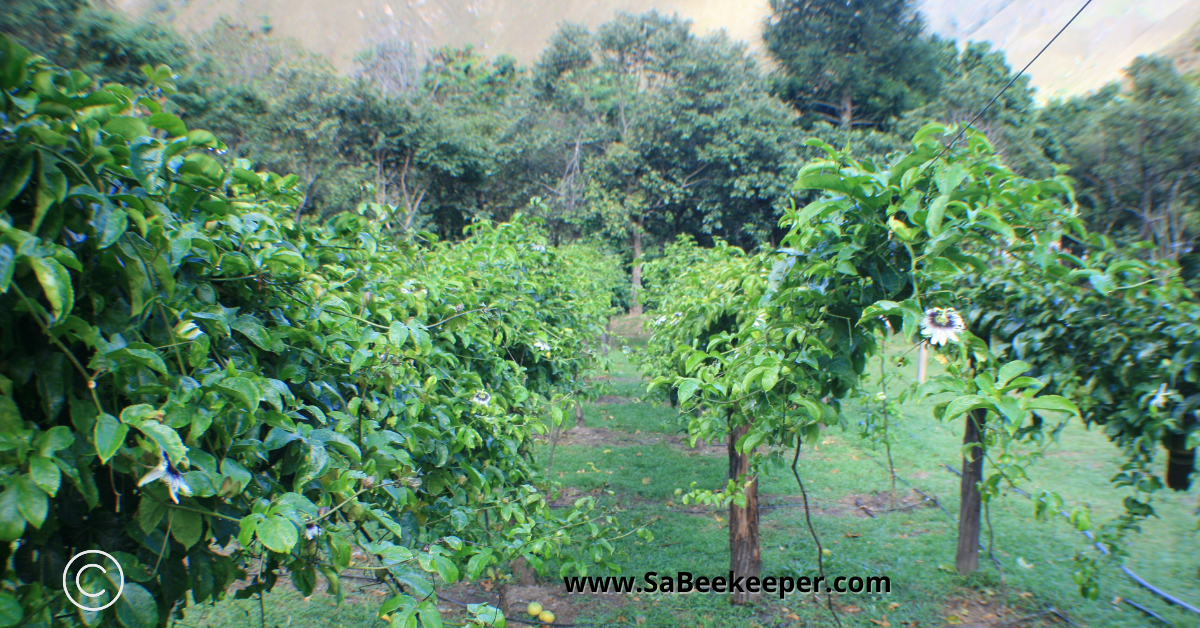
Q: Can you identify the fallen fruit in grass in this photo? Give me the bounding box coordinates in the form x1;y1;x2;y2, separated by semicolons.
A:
526;602;543;616
539;610;555;623
822;548;832;557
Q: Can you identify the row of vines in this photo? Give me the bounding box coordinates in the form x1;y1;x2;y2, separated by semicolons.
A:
0;35;631;627
639;127;1199;608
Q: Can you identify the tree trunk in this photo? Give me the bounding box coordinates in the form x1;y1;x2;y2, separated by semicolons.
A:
573;401;584;430
955;407;986;575
839;89;854;129
728;421;761;604
629;216;644;316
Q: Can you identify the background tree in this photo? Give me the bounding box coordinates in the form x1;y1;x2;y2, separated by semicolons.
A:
537;13;798;313
764;0;943;129
899;41;1052;177
1041;56;1200;261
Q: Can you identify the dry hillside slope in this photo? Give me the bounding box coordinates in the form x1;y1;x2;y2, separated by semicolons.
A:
122;0;1200;98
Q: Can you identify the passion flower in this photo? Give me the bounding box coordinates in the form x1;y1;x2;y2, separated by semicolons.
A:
138;451;193;504
920;307;965;346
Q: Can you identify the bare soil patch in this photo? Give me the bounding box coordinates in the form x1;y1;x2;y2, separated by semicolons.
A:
836;490;943;518
663;432;728;456
594;395;636;404
941;593;1063;627
536;426;662;447
607;313;647;340
759;493;856;518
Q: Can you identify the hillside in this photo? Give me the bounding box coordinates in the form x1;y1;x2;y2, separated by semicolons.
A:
121;0;1200;98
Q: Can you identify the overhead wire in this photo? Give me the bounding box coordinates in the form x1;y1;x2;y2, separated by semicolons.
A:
924;0;1095;167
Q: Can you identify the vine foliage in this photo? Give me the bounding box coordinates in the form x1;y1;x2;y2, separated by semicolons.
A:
0;35;626;627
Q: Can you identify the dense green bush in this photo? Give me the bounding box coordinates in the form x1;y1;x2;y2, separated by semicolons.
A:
0;35;626;627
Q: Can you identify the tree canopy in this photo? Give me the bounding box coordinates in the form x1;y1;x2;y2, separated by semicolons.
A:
764;0;944;129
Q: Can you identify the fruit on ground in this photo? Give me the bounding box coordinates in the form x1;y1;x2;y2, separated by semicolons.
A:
526;602;542;616
539;610;556;623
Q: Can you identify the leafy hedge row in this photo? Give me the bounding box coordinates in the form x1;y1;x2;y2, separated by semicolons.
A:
638;128;1198;598
0;35;624;628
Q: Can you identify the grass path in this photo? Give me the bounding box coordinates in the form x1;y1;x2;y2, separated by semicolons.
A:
541;333;1200;628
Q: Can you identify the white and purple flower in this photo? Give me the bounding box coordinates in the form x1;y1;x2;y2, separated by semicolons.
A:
920;307;965;346
138;452;193;504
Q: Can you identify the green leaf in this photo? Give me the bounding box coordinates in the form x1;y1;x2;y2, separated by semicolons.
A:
0;592;22;628
330;534;352;571
114;582;157;628
217;377;261;412
381;594;417;619
135;422;187;465
943;395;993;421
887;215;918;242
232;168;261;188
684;351;709;374
676;378;701;404
36;425;72;455
432;555;459;585
220;458;252;492
130;138;164;193
0;152;33;211
231;317;277;352
178;154;223;187
761;366;780;392
113;347;168;375
91;413;127;461
256;515;298;553
418;601;445;628
147;112;187;137
349;348;371;374
136;495;167;534
28;256;73;322
741;367;766;393
996;361;1032;388
0;486;26;541
0;36;31;90
468;604;505;628
16;476;47;528
1027;396;1080;416
237;513;262;548
103;116;150;141
1088;272;1115;295
171;509;203;549
740;430;766;453
860;300;901;321
466;551;492;580
925;194;950;236
408;323;432;355
294;442;328;488
388;321;409;347
29;456;60;496
119;404;159;423
309;430;361;462
0;244;14;293
186;130;219;148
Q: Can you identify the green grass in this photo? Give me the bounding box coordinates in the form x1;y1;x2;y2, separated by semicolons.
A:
186;329;1200;628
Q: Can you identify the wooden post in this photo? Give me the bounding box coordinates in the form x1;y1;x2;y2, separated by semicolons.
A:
917;343;928;384
955;407;986;575
727;420;761;604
